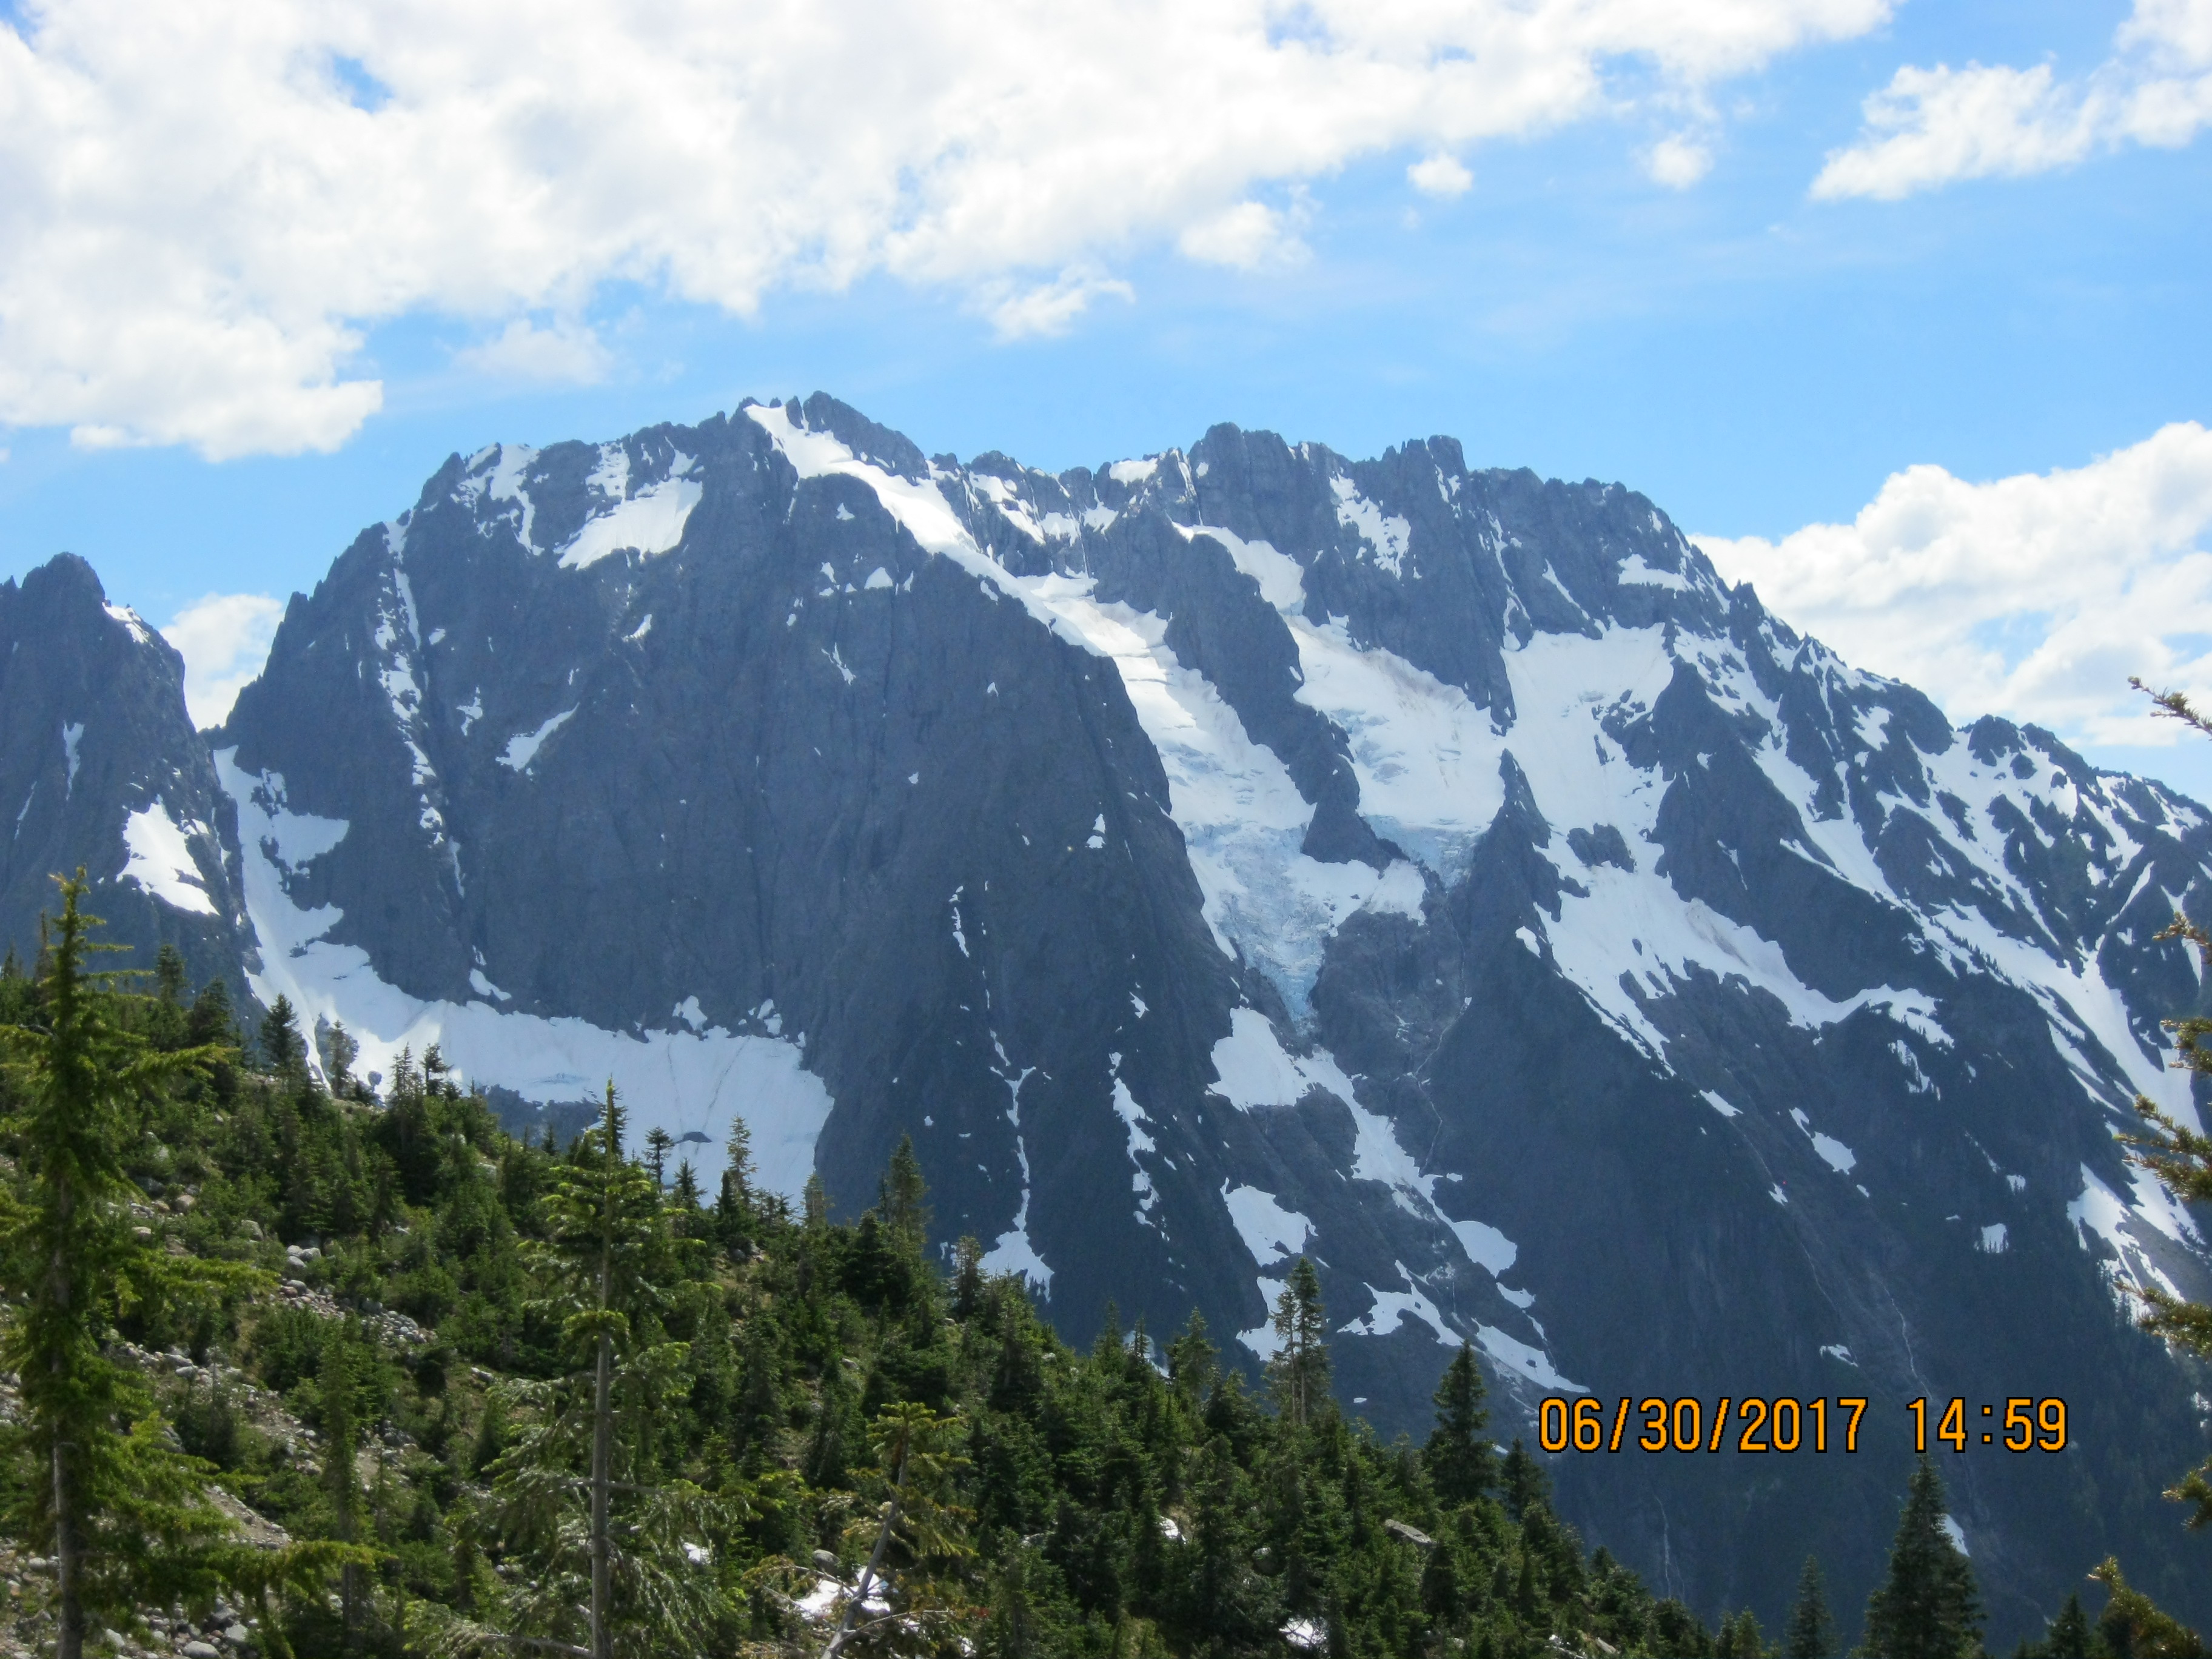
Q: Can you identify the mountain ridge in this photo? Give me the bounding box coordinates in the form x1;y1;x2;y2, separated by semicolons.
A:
12;392;2212;1641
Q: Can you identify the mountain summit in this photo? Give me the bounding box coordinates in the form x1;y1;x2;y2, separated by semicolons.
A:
17;395;2212;1634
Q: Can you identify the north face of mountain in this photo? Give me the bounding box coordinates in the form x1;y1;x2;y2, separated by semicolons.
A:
191;394;2212;1642
0;553;249;994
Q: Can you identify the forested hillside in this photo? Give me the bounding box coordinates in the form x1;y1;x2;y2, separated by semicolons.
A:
0;888;2190;1659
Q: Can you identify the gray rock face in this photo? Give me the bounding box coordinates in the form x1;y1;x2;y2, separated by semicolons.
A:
0;553;249;996
24;394;2212;1641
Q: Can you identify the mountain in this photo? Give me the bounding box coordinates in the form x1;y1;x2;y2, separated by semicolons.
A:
0;552;250;996
14;395;2212;1641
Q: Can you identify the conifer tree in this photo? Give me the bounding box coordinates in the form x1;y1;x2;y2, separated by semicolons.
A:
825;1401;975;1658
1425;1343;1494;1504
259;993;306;1074
642;1125;674;1191
1785;1554;1837;1658
2115;683;2212;1525
1860;1456;1982;1659
1717;1607;1767;1657
1500;1438;1550;1523
668;1158;702;1218
320;1329;366;1638
714;1115;756;1256
154;941;187;1004
0;877;330;1657
2042;1591;2093;1659
879;1133;930;1245
469;1081;723;1659
2088;1556;2204;1657
1267;1258;1330;1429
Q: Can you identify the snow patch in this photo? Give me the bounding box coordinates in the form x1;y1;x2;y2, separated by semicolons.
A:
498;708;577;772
554;444;703;569
1332;477;1412;577
1223;1182;1310;1265
1616;554;1689;591
119;800;218;916
215;748;831;1198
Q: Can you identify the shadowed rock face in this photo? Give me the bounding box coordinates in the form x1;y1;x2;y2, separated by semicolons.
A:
19;394;2212;1641
0;552;249;997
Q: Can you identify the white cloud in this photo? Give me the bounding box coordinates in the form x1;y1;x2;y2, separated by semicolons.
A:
161;592;285;728
454;317;612;385
1177;199;1310;269
977;266;1137;340
1813;0;2212;199
1695;423;2212;748
1407;153;1474;197
0;0;1892;457
1645;132;1715;186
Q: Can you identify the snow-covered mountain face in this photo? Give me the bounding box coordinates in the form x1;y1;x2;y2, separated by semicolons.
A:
170;392;2212;1637
0;554;249;994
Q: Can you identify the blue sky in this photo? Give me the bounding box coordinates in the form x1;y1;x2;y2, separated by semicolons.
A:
2;0;2210;792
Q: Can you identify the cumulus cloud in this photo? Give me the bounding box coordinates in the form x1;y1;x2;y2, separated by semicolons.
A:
1695;423;2212;748
977;267;1136;340
1644;133;1715;186
1813;0;2212;199
161;592;285;728
1407;153;1475;197
454;317;613;385
0;0;1893;458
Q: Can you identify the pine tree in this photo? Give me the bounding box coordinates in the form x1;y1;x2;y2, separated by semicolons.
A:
0;877;326;1657
320;1328;365;1638
1267;1258;1330;1428
642;1125;674;1191
2042;1592;2093;1659
259;993;306;1074
826;1401;975;1658
1718;1607;1767;1657
1785;1554;1837;1658
1500;1438;1550;1523
714;1115;756;1256
2088;1556;2202;1657
1860;1456;1982;1659
155;940;187;1004
879;1133;930;1245
477;1081;723;1659
1425;1343;1494;1504
669;1158;702;1217
803;1171;830;1228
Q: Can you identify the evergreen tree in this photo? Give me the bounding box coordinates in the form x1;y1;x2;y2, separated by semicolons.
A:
1425;1342;1494;1504
1267;1258;1330;1428
1718;1607;1768;1657
668;1158;702;1217
476;1081;723;1659
321;1021;358;1094
154;940;187;1004
319;1329;366;1638
642;1125;674;1190
0;878;321;1657
185;975;235;1049
1860;1457;1982;1659
1786;1554;1837;1658
2088;1557;2203;1657
880;1133;930;1244
1500;1437;1551;1523
2042;1592;2094;1659
713;1115;756;1256
825;1402;975;1657
259;993;306;1074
